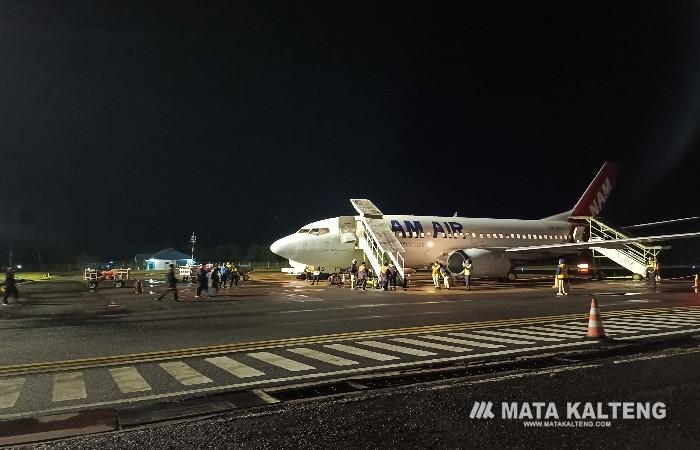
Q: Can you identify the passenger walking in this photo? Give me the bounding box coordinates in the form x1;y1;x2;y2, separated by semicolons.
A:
556;258;569;296
462;258;473;291
220;265;229;289
2;267;18;305
439;264;450;289
431;262;441;288
155;264;178;302
230;264;240;288
388;263;398;290
379;262;389;291
195;265;208;298
350;259;358;289
209;266;221;296
356;262;367;290
646;258;657;289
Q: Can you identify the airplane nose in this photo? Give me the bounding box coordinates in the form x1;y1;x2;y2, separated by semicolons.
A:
270;237;290;258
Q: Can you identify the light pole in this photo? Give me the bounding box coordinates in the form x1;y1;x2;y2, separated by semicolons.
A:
190;232;197;264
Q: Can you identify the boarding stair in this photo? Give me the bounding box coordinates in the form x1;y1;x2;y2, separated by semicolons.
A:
350;199;406;281
573;216;660;277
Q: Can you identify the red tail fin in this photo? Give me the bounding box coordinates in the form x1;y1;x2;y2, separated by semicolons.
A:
570;162;618;217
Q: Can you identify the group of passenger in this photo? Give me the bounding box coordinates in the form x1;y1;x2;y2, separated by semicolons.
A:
347;259;398;291
155;262;242;302
195;262;241;298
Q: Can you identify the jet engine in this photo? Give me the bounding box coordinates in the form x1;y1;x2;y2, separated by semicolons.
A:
446;249;511;278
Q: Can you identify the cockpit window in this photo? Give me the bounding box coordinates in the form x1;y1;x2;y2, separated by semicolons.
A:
297;228;310;233
307;228;330;236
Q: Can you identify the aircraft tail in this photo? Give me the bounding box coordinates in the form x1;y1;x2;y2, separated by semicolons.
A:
542;161;619;221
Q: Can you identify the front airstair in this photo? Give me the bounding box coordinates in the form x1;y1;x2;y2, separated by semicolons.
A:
573;216;660;277
350;199;406;281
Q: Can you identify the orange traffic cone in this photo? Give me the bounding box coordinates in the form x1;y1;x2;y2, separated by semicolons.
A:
585;298;608;340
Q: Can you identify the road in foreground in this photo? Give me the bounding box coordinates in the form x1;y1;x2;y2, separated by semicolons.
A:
25;344;700;449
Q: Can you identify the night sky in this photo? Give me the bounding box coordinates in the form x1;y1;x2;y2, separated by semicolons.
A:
0;1;698;263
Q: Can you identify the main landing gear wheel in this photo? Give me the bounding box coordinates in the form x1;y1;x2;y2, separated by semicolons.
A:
114;280;124;288
329;273;342;285
506;271;517;281
87;281;97;289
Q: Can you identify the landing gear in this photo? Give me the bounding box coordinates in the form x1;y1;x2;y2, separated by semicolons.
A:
329;273;342;285
506;271;517;281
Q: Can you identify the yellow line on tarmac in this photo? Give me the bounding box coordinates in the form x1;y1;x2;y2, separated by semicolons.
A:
0;306;696;376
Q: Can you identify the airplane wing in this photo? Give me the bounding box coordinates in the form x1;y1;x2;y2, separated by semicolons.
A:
505;231;700;253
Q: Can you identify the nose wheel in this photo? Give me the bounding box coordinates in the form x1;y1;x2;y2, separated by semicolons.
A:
506;271;517;281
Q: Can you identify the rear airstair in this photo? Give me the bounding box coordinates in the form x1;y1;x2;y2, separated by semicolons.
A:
573;216;660;277
350;199;406;281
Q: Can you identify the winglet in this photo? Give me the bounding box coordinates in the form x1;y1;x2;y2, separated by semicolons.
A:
570;161;619;217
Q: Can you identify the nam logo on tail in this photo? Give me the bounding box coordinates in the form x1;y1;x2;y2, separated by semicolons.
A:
588;176;613;216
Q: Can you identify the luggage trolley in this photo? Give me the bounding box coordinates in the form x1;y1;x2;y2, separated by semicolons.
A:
84;268;131;289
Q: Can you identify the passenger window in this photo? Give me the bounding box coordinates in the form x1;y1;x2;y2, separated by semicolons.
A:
471;232;476;238
498;233;504;239
479;233;484;238
516;234;521;239
442;233;447;238
419;232;424;238
486;233;491;238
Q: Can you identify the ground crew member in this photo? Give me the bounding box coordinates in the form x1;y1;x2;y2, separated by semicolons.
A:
2;267;18;306
556;258;568;296
462;258;473;291
439;264;450;289
350;259;358;289
311;266;321;285
155;264;178;302
220;264;229;289
431;261;441;288
693;273;698;293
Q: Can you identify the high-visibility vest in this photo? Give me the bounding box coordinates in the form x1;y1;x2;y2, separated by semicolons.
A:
432;265;440;275
463;263;472;276
556;264;568;279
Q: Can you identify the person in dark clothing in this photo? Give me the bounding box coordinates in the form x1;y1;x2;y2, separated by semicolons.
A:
220;265;229;289
230;264;240;288
209;266;221;296
2;268;18;305
195;265;209;298
388;263;398;290
156;264;178;302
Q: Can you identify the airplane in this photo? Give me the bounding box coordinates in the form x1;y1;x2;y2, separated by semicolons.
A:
270;162;700;280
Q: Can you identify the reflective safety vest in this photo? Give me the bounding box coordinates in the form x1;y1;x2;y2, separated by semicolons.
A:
463;262;472;276
380;266;388;274
431;264;440;276
556;264;568;279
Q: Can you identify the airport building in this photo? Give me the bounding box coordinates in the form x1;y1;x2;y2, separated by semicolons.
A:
135;248;193;270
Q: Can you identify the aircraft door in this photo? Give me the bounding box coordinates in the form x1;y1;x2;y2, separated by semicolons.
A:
338;216;357;244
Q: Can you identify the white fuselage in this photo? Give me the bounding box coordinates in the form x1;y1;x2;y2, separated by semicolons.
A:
270;215;575;275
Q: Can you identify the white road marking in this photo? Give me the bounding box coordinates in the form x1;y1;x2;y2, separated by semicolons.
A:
359;341;437;356
642;315;700;324
323;344;400;361
502;327;582;338
252;389;279;404
287;348;359;366
247;352;315;371
0;378;25;409
109;367;152;393
420;334;505;349
448;332;536;345
391;337;473;353
0;340;598;421
206;356;265;378
609;319;676;329
159;362;213;385
473;330;562;342
52;372;87;402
